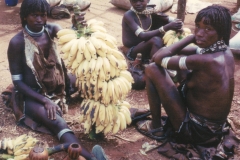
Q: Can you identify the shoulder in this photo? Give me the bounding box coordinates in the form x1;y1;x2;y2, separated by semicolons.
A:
9;31;24;48
45;22;62;38
123;10;136;20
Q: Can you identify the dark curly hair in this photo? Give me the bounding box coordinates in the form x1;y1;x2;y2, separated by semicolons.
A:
20;0;50;27
195;5;232;45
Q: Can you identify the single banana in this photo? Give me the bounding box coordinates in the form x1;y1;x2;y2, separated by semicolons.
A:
99;67;106;82
106;54;120;69
68;39;79;62
105;38;117;49
108;48;125;60
14;154;29;160
58;33;77;45
112;116;120;134
71;58;80;71
95;124;105;134
14;147;32;156
61;38;76;53
120;100;131;109
98;103;106;126
90;25;107;33
118;59;128;70
110;64;116;78
120;70;134;83
84;115;92;134
89;36;101;50
82;59;90;76
107;80;115;104
85;40;97;60
97;78;104;93
100;81;108;104
103;105;110;127
94;56;103;75
103;122;113;135
57;28;76;38
61;51;70;60
86;19;98;27
120;106;132;125
118;112;127;131
91;31;106;40
91;101;100;124
88;58;97;73
102;57;111;79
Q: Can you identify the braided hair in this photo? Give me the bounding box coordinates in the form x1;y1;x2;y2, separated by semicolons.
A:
20;0;50;27
195;5;231;45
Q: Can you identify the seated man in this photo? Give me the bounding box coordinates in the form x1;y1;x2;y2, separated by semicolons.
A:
6;0;107;159
122;0;183;62
136;5;239;159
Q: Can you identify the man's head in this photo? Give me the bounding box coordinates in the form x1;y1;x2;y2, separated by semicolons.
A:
20;0;50;27
195;5;231;45
130;0;150;12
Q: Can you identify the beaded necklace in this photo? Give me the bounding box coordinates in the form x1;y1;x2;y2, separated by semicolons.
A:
135;12;152;31
199;40;227;54
25;25;44;37
130;6;158;15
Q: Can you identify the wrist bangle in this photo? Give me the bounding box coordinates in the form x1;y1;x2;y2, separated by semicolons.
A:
159;26;165;34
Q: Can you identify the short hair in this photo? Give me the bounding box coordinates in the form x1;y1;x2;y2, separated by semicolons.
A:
20;0;50;27
195;5;232;45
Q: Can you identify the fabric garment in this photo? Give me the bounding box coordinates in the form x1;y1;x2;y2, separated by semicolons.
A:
158;112;239;159
1;27;69;134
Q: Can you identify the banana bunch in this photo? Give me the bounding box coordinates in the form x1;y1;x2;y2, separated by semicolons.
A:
79;99;132;135
0;134;38;160
163;28;192;47
57;19;134;135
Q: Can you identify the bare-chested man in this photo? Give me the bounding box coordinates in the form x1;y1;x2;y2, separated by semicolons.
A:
122;0;183;61
7;0;107;159
136;5;238;159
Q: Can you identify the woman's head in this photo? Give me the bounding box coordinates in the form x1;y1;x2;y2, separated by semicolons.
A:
130;0;150;12
20;0;50;27
195;5;231;45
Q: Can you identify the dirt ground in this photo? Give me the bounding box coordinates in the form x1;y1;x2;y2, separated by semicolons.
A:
0;0;240;159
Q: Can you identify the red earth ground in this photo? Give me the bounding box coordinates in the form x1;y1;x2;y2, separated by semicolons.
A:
0;0;240;159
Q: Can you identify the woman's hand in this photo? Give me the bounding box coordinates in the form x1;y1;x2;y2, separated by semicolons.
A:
44;98;62;120
164;19;183;31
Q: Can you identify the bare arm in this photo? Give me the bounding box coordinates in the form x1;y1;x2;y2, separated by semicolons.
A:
152;34;206;70
123;11;183;41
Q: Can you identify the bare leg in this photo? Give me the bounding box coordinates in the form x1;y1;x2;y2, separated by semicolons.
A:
145;63;187;130
25;98;93;159
131;36;164;60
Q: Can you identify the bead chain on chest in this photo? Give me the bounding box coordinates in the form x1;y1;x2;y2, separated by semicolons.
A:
135;13;152;31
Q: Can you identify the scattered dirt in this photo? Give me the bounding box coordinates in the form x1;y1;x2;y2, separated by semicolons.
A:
0;0;240;159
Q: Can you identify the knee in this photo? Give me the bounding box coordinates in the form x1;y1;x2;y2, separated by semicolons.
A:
145;63;165;78
149;36;163;47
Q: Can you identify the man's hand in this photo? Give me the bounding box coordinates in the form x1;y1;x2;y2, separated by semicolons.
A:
164;19;183;32
44;98;62;120
72;12;87;29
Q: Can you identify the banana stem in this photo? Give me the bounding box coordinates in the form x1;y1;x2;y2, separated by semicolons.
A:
47;143;70;155
73;4;86;36
0;154;14;159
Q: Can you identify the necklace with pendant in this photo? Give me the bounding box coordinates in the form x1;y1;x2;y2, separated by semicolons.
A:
135;12;152;31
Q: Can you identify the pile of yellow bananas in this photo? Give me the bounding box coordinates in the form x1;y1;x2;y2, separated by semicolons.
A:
57;19;134;135
0;134;38;160
163;28;192;46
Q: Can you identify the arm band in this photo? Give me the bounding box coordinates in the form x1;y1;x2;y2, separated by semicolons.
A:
11;74;23;81
168;16;175;22
161;57;171;69
196;47;202;54
179;56;188;70
135;28;144;37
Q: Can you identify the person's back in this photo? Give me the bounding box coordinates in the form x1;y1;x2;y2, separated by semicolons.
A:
186;49;234;120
